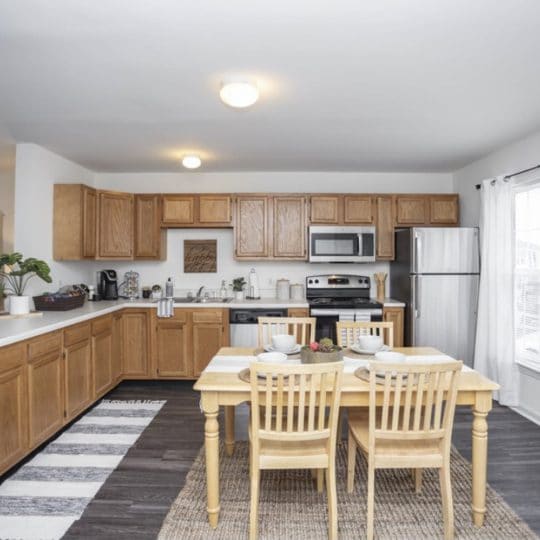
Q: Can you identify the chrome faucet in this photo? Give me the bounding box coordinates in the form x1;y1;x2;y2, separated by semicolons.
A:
196;286;205;299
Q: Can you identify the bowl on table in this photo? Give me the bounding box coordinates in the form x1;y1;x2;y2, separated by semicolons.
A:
356;335;384;353
271;334;296;353
373;351;406;363
257;351;288;363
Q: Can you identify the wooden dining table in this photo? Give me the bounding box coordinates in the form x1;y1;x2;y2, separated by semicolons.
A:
193;346;500;530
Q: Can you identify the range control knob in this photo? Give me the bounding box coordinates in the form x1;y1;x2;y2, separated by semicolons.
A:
315;279;319;284
308;279;313;284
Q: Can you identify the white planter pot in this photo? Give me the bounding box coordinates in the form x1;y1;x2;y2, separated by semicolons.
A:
234;291;244;301
9;295;31;315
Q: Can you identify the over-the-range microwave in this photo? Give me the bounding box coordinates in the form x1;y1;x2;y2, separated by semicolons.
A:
308;226;376;263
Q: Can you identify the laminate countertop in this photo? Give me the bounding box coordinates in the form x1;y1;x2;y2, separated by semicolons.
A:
0;297;405;348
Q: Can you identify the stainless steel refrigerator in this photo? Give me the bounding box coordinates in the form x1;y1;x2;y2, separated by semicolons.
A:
390;227;480;366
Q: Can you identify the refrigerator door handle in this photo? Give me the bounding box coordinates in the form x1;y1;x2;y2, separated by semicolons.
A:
414;276;420;318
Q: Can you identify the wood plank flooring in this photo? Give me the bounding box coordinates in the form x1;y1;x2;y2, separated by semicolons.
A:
3;380;539;538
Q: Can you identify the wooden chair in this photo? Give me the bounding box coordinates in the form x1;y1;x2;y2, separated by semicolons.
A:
347;360;462;540
249;361;343;540
336;321;394;348
257;317;316;348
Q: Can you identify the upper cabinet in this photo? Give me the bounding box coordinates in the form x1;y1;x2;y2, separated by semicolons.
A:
97;190;134;259
343;195;373;224
375;196;395;260
134;194;166;259
273;196;307;259
395;194;459;226
309;195;373;225
234;195;270;258
395;195;428;226
429;194;459;224
310;196;341;224
161;194;232;227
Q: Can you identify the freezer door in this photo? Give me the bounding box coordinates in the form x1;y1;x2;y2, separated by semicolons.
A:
412;227;480;274
411;274;479;366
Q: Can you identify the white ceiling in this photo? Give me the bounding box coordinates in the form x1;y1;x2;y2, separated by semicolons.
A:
1;0;540;173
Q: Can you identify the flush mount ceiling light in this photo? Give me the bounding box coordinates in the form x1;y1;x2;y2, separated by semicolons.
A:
220;80;259;108
182;155;202;169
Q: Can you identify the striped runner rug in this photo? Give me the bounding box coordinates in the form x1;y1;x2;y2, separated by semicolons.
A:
0;399;166;540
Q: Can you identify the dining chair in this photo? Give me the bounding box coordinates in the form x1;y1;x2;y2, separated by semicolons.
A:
347;360;462;540
249;361;343;540
257;316;316;348
336;321;394;348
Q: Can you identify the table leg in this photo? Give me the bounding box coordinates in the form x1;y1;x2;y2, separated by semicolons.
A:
225;405;235;456
201;392;220;528
471;391;492;527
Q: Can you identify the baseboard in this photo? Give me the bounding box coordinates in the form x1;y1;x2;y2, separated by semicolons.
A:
510;405;540;426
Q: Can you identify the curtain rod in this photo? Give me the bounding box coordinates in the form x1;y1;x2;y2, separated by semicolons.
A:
475;164;540;190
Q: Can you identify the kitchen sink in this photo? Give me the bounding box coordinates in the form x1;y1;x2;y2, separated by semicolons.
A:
172;297;195;303
172;296;233;303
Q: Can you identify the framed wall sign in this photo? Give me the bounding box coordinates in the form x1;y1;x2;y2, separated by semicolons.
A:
184;240;217;273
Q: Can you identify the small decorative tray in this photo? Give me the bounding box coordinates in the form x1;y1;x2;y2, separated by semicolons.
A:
33;293;85;311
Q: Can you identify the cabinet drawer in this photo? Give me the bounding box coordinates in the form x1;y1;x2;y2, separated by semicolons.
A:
0;343;26;373
64;323;91;347
92;315;113;336
28;333;62;360
192;310;223;324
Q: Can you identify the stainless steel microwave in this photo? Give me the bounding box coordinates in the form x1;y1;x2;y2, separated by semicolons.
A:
309;226;376;263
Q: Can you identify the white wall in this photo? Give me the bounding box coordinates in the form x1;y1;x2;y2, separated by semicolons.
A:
0;141;16;252
14;144;95;297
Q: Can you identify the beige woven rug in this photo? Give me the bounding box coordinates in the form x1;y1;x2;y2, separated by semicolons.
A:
159;442;537;539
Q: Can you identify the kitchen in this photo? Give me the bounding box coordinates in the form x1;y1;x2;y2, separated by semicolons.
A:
1;2;540;539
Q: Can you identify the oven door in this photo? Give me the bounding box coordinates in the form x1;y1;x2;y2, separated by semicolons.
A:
309;226;376;262
311;308;383;342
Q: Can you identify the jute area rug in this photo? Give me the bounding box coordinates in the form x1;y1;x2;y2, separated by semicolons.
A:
159;441;538;539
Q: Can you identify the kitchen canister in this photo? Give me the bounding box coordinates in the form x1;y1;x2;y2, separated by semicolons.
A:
276;278;290;300
290;283;304;300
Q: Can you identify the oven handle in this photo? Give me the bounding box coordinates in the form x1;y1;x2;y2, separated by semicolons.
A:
310;308;383;317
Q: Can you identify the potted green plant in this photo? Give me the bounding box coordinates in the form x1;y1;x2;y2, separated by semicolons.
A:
301;337;343;363
0;252;52;315
231;276;246;300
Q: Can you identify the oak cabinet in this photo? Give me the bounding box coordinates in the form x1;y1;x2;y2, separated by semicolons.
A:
53;184;97;260
27;334;63;449
63;323;92;420
199;195;232;225
375;196;395;260
343;195;373;224
161;195;195;225
287;308;310;318
192;309;229;377
383;306;404;347
122;310;150;377
98;190;134;258
92;316;113;397
155;311;190;377
112;312;123;383
0;343;27;473
134;194;166;259
395;195;428;225
310;196;341;224
273;196;307;259
234;195;270;258
430;194;459;224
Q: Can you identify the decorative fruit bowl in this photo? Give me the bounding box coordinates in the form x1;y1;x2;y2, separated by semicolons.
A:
300;338;343;364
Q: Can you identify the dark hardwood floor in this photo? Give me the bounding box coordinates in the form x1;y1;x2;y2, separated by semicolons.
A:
5;380;539;539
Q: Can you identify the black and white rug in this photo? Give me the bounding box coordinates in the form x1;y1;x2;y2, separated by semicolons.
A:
0;399;166;540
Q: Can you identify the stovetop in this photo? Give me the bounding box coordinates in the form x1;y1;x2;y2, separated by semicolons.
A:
306;274;381;309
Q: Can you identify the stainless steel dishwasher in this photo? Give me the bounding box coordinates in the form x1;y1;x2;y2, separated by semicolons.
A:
229;308;288;347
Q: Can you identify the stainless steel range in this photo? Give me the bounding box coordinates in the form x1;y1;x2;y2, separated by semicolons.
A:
306;274;383;342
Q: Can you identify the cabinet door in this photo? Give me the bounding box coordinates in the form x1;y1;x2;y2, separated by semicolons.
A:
122;310;150;377
287;308;310;318
310;196;340;224
375;196;395;260
64;339;92;419
28;350;63;448
162;195;195;225
134;194;164;259
383;307;404;347
82;187;97;258
235;196;270;258
93;329;113;397
156;312;190;377
98;191;134;258
0;344;27;474
112;312;123;382
273;196;307;259
192;323;226;377
343;195;373;224
395;196;428;226
429;194;459;225
199;195;231;225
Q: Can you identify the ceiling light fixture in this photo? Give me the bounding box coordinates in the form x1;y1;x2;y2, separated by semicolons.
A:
220;80;259;108
182;155;202;169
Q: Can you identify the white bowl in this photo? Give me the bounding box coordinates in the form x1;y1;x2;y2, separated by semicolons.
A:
257;351;287;363
374;351;406;363
271;334;296;352
356;335;383;352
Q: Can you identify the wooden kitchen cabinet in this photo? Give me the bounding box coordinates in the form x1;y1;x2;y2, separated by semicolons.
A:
375;196;395;260
429;194;459;224
383;306;404;347
199;195;232;225
112;311;123;383
234;195;270;258
310;196;341;224
134;194;166;259
53;184;97;260
395;195;428;225
287;308;310;318
63;323;92;420
92;316;113;397
343;195;373;224
98;190;134;258
273;196;307;259
27;333;63;449
192;309;229;377
122;309;150;377
161;195;195;225
155;311;191;377
0;343;27;474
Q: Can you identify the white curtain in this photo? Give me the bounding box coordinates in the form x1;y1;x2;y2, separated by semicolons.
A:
474;176;520;405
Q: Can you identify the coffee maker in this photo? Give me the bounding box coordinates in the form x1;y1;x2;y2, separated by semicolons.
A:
97;270;119;300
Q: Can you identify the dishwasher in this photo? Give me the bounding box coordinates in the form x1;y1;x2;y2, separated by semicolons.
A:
229;308;288;347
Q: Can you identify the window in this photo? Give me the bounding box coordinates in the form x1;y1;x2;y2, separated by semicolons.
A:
514;182;540;371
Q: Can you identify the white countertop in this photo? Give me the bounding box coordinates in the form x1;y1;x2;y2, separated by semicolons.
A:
0;297;404;348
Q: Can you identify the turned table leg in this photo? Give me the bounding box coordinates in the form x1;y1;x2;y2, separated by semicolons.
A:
225;405;235;456
201;392;220;528
471;391;492;527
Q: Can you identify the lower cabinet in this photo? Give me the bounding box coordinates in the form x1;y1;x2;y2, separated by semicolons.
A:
383;306;404;347
92;316;113;397
192;310;229;377
122;309;150;377
64;333;92;420
155;311;190;377
112;311;123;383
